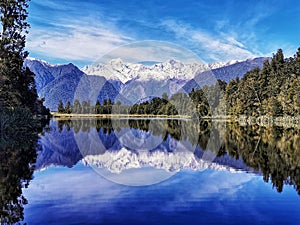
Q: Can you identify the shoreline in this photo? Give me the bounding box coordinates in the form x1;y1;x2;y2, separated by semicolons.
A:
51;112;300;127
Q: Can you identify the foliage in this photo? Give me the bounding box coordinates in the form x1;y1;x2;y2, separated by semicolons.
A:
225;48;300;117
58;98;130;115
127;81;225;117
57;100;64;113
0;107;46;136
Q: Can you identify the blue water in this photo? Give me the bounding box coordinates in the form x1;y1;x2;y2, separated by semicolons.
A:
21;119;300;224
23;163;300;225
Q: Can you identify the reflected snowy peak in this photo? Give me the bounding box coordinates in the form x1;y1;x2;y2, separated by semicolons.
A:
82;148;243;174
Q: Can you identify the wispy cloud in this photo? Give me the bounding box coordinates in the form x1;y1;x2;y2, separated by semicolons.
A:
26;18;133;64
213;1;277;58
161;19;256;62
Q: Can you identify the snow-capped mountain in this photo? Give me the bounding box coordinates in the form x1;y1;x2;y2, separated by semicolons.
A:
82;58;242;83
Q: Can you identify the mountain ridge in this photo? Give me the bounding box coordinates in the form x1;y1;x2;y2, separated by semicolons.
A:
82;58;248;83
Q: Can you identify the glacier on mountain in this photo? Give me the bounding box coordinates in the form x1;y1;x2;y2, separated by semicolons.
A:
82;58;241;83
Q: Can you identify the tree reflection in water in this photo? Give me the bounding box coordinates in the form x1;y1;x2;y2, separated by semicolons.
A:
0;110;48;224
224;123;300;194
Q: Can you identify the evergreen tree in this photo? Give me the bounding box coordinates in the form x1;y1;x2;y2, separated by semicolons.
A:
81;101;90;114
162;92;168;101
72;99;81;114
65;101;71;114
57;100;64;113
114;100;122;114
95;100;101;114
0;0;34;109
266;96;283;117
225;78;239;115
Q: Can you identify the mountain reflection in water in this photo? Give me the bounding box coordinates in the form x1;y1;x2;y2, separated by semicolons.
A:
36;118;300;194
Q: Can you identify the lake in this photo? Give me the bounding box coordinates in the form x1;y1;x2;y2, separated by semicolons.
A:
1;118;300;224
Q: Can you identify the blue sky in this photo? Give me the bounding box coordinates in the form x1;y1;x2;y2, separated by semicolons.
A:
26;0;300;67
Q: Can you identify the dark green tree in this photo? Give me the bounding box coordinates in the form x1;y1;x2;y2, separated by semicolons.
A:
95;100;101;114
102;99;112;114
225;78;239;115
0;0;41;112
57;100;64;113
65;101;72;114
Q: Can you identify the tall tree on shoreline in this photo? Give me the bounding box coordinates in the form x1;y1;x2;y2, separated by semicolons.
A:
0;0;46;114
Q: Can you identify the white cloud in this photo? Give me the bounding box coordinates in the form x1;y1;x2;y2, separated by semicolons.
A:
26;18;133;64
31;0;65;10
226;36;245;48
161;19;256;62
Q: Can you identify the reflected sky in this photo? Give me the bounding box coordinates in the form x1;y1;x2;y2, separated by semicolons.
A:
23;163;300;225
22;119;300;224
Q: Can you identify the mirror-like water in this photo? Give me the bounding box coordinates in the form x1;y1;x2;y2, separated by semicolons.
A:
1;118;300;224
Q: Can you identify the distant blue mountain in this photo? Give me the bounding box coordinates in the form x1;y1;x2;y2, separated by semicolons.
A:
183;57;267;92
24;59;120;111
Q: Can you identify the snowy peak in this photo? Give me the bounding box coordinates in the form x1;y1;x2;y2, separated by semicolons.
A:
109;58;125;67
26;57;62;68
82;58;242;83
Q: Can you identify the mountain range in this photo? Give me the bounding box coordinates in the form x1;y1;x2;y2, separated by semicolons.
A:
24;57;267;111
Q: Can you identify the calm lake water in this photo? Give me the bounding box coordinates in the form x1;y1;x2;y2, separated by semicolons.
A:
2;118;300;224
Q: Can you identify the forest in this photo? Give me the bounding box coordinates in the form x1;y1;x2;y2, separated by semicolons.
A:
226;48;300;117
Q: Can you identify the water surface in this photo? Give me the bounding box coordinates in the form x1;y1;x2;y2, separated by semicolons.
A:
2;118;300;224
